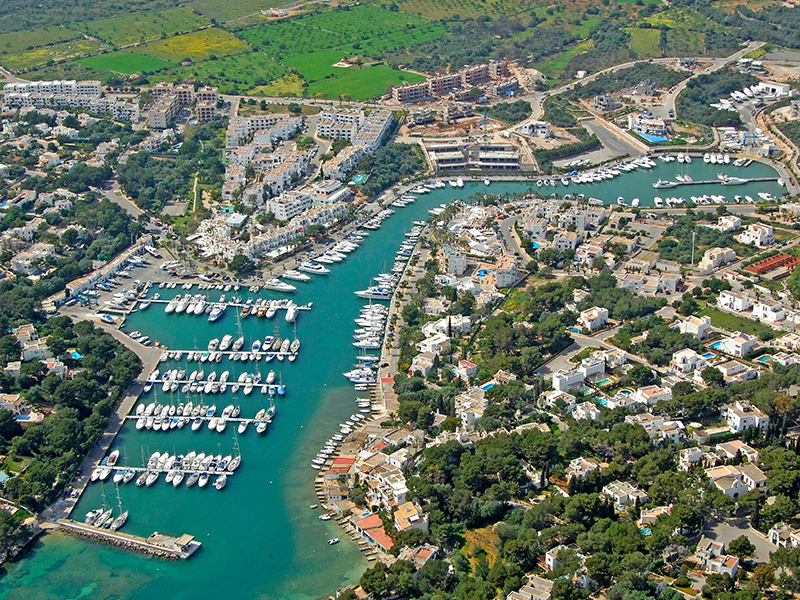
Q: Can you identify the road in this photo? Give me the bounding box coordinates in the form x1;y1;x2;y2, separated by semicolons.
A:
98;178;144;218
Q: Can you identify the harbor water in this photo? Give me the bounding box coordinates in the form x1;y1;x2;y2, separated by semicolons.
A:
0;158;784;600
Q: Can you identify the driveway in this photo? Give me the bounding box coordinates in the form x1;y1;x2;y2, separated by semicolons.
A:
704;517;774;563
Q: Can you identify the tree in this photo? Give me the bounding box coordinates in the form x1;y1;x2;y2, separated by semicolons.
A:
701;366;725;388
228;254;255;275
728;535;756;559
751;564;774;591
630;363;655;386
678;295;699;316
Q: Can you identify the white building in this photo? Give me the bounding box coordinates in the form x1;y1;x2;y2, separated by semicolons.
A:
677;315;711;339
723;400;769;433
698;247;736;272
572;401;601;421
627;113;667;136
518;120;551;138
718;290;753;312
671;348;707;373
718;332;757;358
737;224;775;247
579;306;608;332
753;298;785;323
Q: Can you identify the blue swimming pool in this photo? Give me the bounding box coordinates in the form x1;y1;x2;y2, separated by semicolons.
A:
568;326;581;333
477;269;491;277
709;341;724;350
482;382;495;391
702;352;716;359
756;355;772;363
531;241;542;249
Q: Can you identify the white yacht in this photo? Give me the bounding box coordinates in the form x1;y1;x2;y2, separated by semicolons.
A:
282;270;310;282
298;261;330;275
263;278;296;293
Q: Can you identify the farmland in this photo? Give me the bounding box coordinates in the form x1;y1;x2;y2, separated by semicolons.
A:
387;0;536;20
282;50;349;83
77;51;174;75
300;5;427;40
305;64;425;102
74;8;209;47
248;74;305;98
159;51;287;94
188;0;288;23
0;27;79;54
0;38;109;71
334;22;448;56
239;21;344;60
131;28;250;63
627;28;662;57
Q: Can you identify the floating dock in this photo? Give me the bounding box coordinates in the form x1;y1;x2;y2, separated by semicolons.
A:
655;176;778;189
58;519;201;559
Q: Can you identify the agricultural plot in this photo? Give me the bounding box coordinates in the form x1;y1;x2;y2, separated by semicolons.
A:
0;27;79;54
131;28;250;63
0;38;109;71
188;0;287;23
536;40;591;80
282;50;349;83
627;28;661;57
305;64;425;101
300;5;427;40
157;51;287;94
239;21;344;60
25;61;107;83
77;51;173;75
248;74;305;98
334;22;448;56
73;8;210;47
646;8;719;31
388;0;535;20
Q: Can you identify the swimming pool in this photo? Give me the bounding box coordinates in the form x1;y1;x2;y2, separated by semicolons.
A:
597;397;608;406
596;378;613;386
568;326;581;333
477;269;492;277
481;382;495;391
708;341;724;350
756;355;772;363
702;352;716;359
531;241;542;249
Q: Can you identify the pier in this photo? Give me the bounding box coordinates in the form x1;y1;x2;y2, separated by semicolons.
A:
149;350;299;362
57;519;201;559
655;175;778;188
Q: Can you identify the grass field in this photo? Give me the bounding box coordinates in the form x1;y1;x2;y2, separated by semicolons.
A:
74;8;210;47
131;28;250;63
536;40;591;80
239;20;344;60
0;38;109;71
647;8;719;31
389;0;534;20
698;307;766;337
157;51;286;94
77;51;173;74
334;22;448;56
305;64;425;101
300;5;427;40
628;28;661;57
248;74;305;98
282;49;349;82
25;61;107;82
0;27;79;54
188;0;288;23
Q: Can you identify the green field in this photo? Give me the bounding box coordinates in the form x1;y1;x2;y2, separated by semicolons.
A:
131;28;250;63
74;8;210;47
25;61;108;82
158;51;287;94
647;8;719;31
77;51;173;74
305;64;425;101
239;21;344;60
0;38;109;71
389;0;534;19
536;40;591;80
188;0;288;23
698;307;765;337
0;27;79;54
334;22;448;56
628;28;661;57
282;49;349;82
300;5;427;40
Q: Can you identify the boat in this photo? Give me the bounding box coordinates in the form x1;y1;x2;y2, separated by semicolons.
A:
328;538;339;545
263;278;296;293
484;178;490;186
298;261;330;275
653;179;678;189
109;510;128;532
94;508;114;529
198;472;210;488
319;514;332;521
208;304;225;322
213;474;227;490
354;287;393;301
283;269;311;282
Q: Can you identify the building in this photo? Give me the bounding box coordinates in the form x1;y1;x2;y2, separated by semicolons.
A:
628;113;667;136
633;385;672;405
737;224;775;247
752;298;785;323
677;315;711;339
579;306;608;332
572;401;601;421
723;400;769;432
565;456;601;481
718;290;753;313
553;356;605;392
602;480;648;505
632;79;657;96
438;245;468;276
149;94;179;129
744;252;800;275
539;390;576;412
410;352;436;377
553;231;582;252
769;523;800;549
671;348;707;373
718;332;757;358
518;120;551;138
394;501;429;532
698;247;736;272
716;440;759;464
415;333;451;356
594;94;622;112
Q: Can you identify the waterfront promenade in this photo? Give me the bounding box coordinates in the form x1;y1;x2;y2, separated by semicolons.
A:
41;324;163;521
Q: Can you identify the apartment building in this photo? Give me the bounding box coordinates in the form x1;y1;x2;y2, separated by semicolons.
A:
737;223;775;247
148;94;179;129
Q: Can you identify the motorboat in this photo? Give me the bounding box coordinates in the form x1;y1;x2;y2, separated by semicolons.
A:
282;270;311;282
297;261;330;275
263;278;296;293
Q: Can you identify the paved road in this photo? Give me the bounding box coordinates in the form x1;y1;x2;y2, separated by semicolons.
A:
704;517;774;563
99;178;144;218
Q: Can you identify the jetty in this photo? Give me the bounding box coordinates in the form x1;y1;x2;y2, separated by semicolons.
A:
655;176;778;188
57;519;201;560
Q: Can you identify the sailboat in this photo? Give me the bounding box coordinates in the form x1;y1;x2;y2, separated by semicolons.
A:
109;484;128;531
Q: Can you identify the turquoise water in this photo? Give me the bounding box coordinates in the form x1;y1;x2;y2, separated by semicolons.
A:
0;159;783;600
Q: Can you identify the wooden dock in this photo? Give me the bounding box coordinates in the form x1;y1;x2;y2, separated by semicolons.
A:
57;519;201;559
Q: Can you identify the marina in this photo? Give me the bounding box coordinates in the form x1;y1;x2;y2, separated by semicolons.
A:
4;158;789;600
